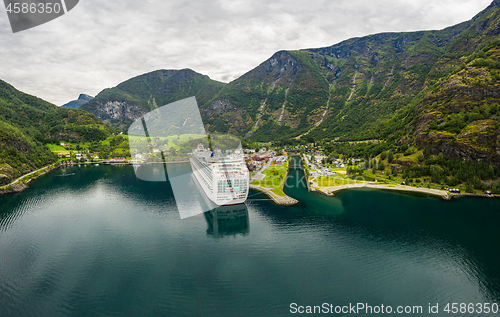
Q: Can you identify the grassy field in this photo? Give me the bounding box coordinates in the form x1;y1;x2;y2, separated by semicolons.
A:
271;188;286;196
47;144;67;151
314;167;453;192
47;141;102;157
251;166;288;196
315;175;363;187
47;144;70;155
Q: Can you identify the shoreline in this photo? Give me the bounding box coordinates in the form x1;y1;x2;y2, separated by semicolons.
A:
249;184;299;206
0;164;59;196
311;183;500;200
312;183;450;199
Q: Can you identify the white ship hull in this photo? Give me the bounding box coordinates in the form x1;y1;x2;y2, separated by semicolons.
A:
190;150;249;206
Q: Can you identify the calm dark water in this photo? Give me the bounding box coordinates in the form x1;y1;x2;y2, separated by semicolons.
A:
0;160;500;317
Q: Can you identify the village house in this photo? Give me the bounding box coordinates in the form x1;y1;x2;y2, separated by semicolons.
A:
272;156;287;166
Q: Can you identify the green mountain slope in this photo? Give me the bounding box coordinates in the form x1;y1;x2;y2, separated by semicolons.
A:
305;1;500;143
200;0;500;166
199;12;475;141
0;80;114;185
200;50;330;140
80;69;225;130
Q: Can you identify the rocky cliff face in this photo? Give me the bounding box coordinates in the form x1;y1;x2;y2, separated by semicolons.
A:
413;67;500;166
416;126;500;166
85;101;149;130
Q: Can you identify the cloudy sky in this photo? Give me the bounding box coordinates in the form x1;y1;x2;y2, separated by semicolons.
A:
0;0;493;105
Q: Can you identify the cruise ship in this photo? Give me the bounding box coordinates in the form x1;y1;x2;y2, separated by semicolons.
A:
189;144;249;206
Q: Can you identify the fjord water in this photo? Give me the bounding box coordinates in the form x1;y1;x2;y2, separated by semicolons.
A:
1;162;500;316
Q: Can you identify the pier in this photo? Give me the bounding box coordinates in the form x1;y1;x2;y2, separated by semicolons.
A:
249;185;298;206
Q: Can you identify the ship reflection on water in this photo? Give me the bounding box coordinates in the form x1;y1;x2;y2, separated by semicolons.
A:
204;204;249;238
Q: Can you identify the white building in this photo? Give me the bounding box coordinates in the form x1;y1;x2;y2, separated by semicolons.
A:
315;155;327;163
273;156;287;165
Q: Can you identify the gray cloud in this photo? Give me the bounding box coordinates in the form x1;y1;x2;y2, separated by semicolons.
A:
0;0;492;105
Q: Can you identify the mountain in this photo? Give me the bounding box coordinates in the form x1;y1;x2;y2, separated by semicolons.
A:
202;7;477;140
200;0;500;166
200;50;331;139
61;94;94;109
80;69;225;130
0;80;114;185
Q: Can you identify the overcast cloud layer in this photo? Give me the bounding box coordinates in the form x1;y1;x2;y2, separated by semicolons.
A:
0;0;492;105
